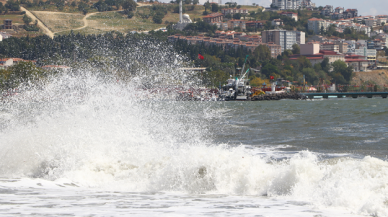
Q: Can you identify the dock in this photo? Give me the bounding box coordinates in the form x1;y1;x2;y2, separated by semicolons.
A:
300;92;388;99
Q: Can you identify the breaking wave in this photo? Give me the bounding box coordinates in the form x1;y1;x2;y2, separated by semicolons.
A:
0;42;387;216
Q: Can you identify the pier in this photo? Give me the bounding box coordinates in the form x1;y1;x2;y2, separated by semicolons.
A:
300;92;388;99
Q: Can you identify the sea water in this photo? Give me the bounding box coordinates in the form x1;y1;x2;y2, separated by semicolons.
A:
1;45;388;217
1;72;387;217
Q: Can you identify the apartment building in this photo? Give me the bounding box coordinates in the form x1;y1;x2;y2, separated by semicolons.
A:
308;18;328;34
365;19;376;27
203;13;224;23
221;8;249;16
271;0;301;10
321;5;333;16
227;20;246;30
262;29;305;52
355;47;377;63
320;42;339;53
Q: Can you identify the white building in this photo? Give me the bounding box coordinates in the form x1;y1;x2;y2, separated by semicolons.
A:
262;29;305;52
308;18;329;34
272;0;301;10
355;47;377;63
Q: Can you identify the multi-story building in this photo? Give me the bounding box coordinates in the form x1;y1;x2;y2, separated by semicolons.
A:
365;19;376;27
262;29;305;52
290;44;345;66
355;47;377;63
227;20;246;30
320;42;339;53
203;13;224;23
267;42;282;58
271;0;301;10
333;41;349;53
321;5;333;17
245;20;266;30
308;18;328;34
221;8;249;16
343;9;358;19
345;55;368;72
334;7;344;14
1;19;13;30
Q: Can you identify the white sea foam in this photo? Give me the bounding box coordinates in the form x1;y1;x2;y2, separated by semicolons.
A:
1;66;387;216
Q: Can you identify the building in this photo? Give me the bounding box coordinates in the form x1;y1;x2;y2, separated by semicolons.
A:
1;19;13;30
266;42;282;58
308;18;328;34
203;13;224;23
320;42;339;53
355;47;377;63
245;20;266;30
262;29;305;52
343;9;358;19
290;45;346;66
271;0;301;10
0;32;11;41
345;55;368;71
280;11;298;21
321;5;333;17
333;41;349;53
0;58;14;69
214;22;228;30
271;19;283;27
173;0;192;30
334;7;344;14
227;20;246;30
221;8;249;16
365;19;376;27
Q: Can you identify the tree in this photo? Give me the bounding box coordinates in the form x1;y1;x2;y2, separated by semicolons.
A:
253;44;270;61
122;0;137;14
204;1;210;12
22;14;32;25
331;60;353;84
5;0;20;11
211;3;218;12
225;13;232;19
78;2;89;14
233;13;241;20
292;44;300;54
193;0;198;5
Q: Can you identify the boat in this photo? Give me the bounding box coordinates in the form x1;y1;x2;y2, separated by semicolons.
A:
220;56;252;101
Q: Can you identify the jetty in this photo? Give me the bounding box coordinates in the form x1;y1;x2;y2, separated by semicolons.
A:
300;92;388;99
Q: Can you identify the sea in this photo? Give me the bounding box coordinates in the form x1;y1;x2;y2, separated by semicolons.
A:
1;71;388;217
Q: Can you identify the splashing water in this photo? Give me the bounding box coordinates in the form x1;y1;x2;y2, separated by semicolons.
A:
1;42;388;216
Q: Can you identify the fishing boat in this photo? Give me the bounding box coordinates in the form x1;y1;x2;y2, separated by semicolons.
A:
220;56;252;101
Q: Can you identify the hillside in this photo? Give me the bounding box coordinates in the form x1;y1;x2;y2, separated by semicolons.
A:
351;70;388;87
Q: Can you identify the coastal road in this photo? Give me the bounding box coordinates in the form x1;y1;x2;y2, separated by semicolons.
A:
20;6;54;39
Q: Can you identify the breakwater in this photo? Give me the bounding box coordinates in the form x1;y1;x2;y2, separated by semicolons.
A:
251;93;307;101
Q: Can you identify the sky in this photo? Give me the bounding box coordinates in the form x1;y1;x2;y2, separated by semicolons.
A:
165;0;388;17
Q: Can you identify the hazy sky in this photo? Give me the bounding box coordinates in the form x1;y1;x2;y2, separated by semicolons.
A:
185;0;388;16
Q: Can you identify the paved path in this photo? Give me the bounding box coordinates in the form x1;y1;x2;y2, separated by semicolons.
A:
20;6;54;39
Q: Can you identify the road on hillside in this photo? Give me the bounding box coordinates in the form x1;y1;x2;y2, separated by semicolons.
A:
20;6;54;39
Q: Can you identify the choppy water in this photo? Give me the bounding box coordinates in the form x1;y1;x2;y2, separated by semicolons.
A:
1;72;388;217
